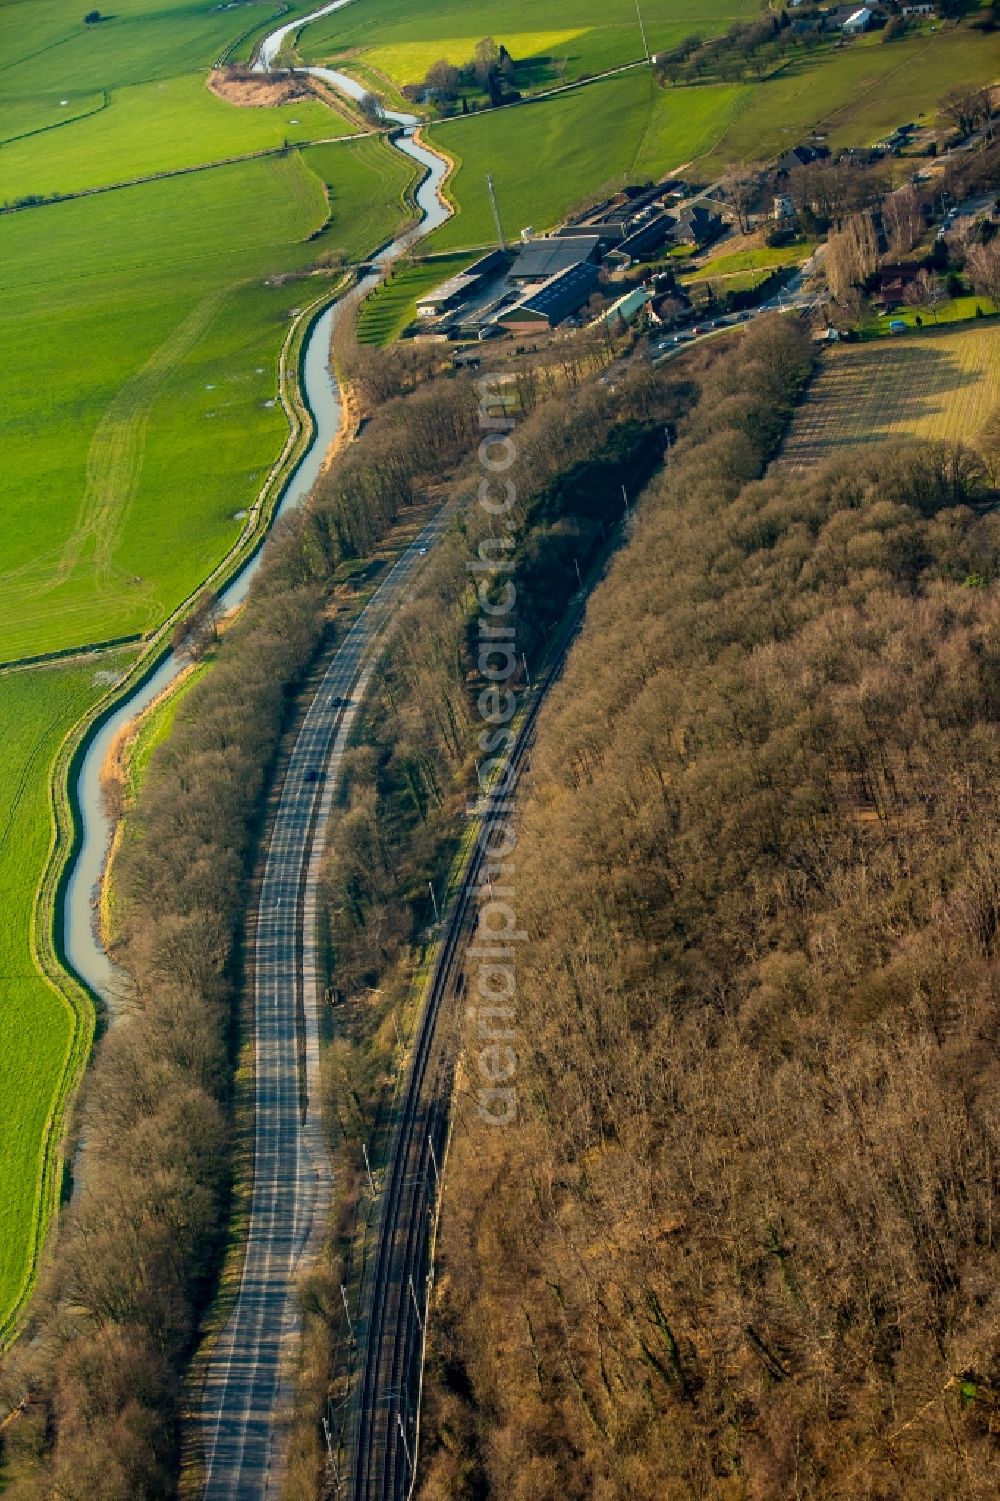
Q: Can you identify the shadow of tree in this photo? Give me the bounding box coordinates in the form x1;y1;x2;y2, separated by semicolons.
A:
779;336;989;468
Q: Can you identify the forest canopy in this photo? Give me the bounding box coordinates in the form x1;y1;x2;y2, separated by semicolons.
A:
418;320;1000;1501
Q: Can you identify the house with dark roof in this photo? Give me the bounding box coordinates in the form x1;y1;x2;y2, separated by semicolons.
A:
509;236;600;284
668;204;723;248
874;261;924;307
777;142;831;175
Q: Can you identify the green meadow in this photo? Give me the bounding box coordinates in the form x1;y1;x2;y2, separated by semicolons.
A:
299;0;762;91
0;0;321;108
0;0;419;1343
0;90;106;146
0;137;415;663
0;72;354;202
0;656;136;1338
425;72;748;249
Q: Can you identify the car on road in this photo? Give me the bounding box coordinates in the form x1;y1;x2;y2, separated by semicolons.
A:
303;769;319;783
418;546;427;555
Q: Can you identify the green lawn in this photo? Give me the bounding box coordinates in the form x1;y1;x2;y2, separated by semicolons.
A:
689;241;814;279
865;298;999;338
0;71;353;202
684;266;774;295
356;252;477;344
426;72;749;249
0;658;134;1338
298;0;762;92
0;138;414;664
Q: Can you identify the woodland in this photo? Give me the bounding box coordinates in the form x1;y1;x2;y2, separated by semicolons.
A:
413;319;1000;1501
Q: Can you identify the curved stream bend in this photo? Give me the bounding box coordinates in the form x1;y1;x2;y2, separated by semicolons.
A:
64;10;451;1005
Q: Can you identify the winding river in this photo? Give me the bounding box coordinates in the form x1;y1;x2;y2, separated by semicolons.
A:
63;4;452;1005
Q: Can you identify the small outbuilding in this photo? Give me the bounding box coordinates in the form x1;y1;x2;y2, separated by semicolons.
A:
843;7;874;33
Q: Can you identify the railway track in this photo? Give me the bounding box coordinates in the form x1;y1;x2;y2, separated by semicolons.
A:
198;507;453;1499
344;595;589;1501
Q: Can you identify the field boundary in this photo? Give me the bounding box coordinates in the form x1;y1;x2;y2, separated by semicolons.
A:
0;89;109;151
0;632;145;677
0;131;366;216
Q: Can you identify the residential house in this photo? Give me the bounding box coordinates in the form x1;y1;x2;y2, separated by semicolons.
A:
668;204;723;247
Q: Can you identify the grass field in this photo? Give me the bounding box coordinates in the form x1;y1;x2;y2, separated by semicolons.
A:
299;0;761;90
0;2;419;1344
426;71;749;249
700;29;1000;173
779;324;1000;471
0;0;323;113
0;137;414;664
356;252;477;343
0;72;353;201
0;90;106;146
0;656;136;1334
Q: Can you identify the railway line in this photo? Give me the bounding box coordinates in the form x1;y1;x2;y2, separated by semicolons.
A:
343;590;591;1500
199;507;453;1499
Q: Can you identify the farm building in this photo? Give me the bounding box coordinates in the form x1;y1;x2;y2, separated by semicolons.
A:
509;236;600;284
557;180;682;248
414;249;510;318
615;211;676;261
496;262;600;331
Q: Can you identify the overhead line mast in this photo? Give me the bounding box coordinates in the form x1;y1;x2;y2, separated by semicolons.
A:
486;172;507;249
636;0;650;63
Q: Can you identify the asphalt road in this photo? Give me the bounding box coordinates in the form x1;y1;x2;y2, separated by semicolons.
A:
199;511;450;1500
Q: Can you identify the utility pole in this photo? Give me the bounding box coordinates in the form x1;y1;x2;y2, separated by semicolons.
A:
428;880;440;923
427;1132;440;1190
486;172;507;249
622;483;630;515
635;0;650;63
397;1412;413;1473
409;1275;423;1333
362;1142;376;1195
522;651;531;687
340;1283;355;1345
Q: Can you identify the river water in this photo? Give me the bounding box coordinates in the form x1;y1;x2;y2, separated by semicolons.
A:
63;6;452;1005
